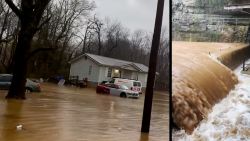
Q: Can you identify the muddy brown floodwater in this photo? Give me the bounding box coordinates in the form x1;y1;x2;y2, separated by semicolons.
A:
0;83;168;141
172;41;249;133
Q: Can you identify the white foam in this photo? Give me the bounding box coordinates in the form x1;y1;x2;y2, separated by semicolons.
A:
173;60;250;141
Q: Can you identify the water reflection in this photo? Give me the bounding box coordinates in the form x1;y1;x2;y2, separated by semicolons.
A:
140;133;149;141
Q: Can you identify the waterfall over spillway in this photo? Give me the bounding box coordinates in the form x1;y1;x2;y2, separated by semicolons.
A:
172;41;250;133
173;59;250;141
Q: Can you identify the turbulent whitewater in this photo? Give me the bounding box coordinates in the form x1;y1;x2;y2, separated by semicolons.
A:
172;42;249;133
173;60;250;140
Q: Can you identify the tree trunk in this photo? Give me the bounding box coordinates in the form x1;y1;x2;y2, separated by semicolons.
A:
97;32;102;55
4;0;50;99
6;24;33;99
6;28;32;99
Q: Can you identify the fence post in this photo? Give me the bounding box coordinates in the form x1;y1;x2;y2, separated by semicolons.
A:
243;59;246;71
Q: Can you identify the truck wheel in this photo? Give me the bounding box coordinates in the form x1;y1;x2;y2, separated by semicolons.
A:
120;92;127;98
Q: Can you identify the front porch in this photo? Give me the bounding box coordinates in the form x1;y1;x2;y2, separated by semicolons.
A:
109;68;139;80
107;63;142;80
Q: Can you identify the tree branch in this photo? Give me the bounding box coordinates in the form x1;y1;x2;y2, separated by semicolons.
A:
0;38;12;43
0;39;7;43
5;0;22;18
26;47;55;60
36;16;51;31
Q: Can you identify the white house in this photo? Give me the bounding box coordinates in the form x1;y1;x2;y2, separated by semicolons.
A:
69;53;149;87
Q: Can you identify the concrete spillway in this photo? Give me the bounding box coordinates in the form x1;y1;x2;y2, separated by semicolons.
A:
172;41;250;133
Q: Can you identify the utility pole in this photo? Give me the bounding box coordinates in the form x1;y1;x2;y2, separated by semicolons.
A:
141;0;165;133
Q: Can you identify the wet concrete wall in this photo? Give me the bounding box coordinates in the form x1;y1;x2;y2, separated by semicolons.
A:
218;45;250;70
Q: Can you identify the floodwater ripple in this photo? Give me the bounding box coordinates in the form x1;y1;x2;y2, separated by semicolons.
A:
0;84;168;141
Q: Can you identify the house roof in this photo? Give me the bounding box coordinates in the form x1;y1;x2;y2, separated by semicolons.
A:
69;53;149;73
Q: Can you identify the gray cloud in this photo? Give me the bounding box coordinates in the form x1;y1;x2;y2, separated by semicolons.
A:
93;0;169;33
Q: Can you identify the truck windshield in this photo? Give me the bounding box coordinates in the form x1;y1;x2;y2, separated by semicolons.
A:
110;79;115;83
133;82;141;87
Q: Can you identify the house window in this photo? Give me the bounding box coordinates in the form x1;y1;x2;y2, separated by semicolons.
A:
107;67;112;77
88;65;92;75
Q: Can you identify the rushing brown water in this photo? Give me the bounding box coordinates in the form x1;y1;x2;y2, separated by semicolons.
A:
172;41;249;133
0;83;168;141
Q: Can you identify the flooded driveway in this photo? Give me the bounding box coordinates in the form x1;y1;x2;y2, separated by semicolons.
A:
0;83;169;141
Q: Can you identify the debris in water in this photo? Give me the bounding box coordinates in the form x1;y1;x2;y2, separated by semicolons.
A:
58;79;65;86
16;125;23;131
118;127;122;131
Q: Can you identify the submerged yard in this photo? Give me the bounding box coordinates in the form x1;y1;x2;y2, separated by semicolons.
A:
0;83;168;141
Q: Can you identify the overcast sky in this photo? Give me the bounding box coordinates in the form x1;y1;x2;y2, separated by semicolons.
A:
93;0;169;34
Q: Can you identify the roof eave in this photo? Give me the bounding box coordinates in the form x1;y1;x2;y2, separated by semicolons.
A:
68;54;86;64
69;53;149;72
69;53;102;66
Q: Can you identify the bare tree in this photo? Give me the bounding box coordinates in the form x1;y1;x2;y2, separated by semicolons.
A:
73;18;96;54
92;17;103;55
27;0;95;76
156;27;169;90
105;21;121;53
81;18;97;53
130;30;146;61
5;0;51;99
0;1;19;72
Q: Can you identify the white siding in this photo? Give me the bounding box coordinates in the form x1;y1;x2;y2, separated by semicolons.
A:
69;58;100;82
138;73;148;87
131;72;138;80
70;57;148;87
121;71;132;79
98;66;112;83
